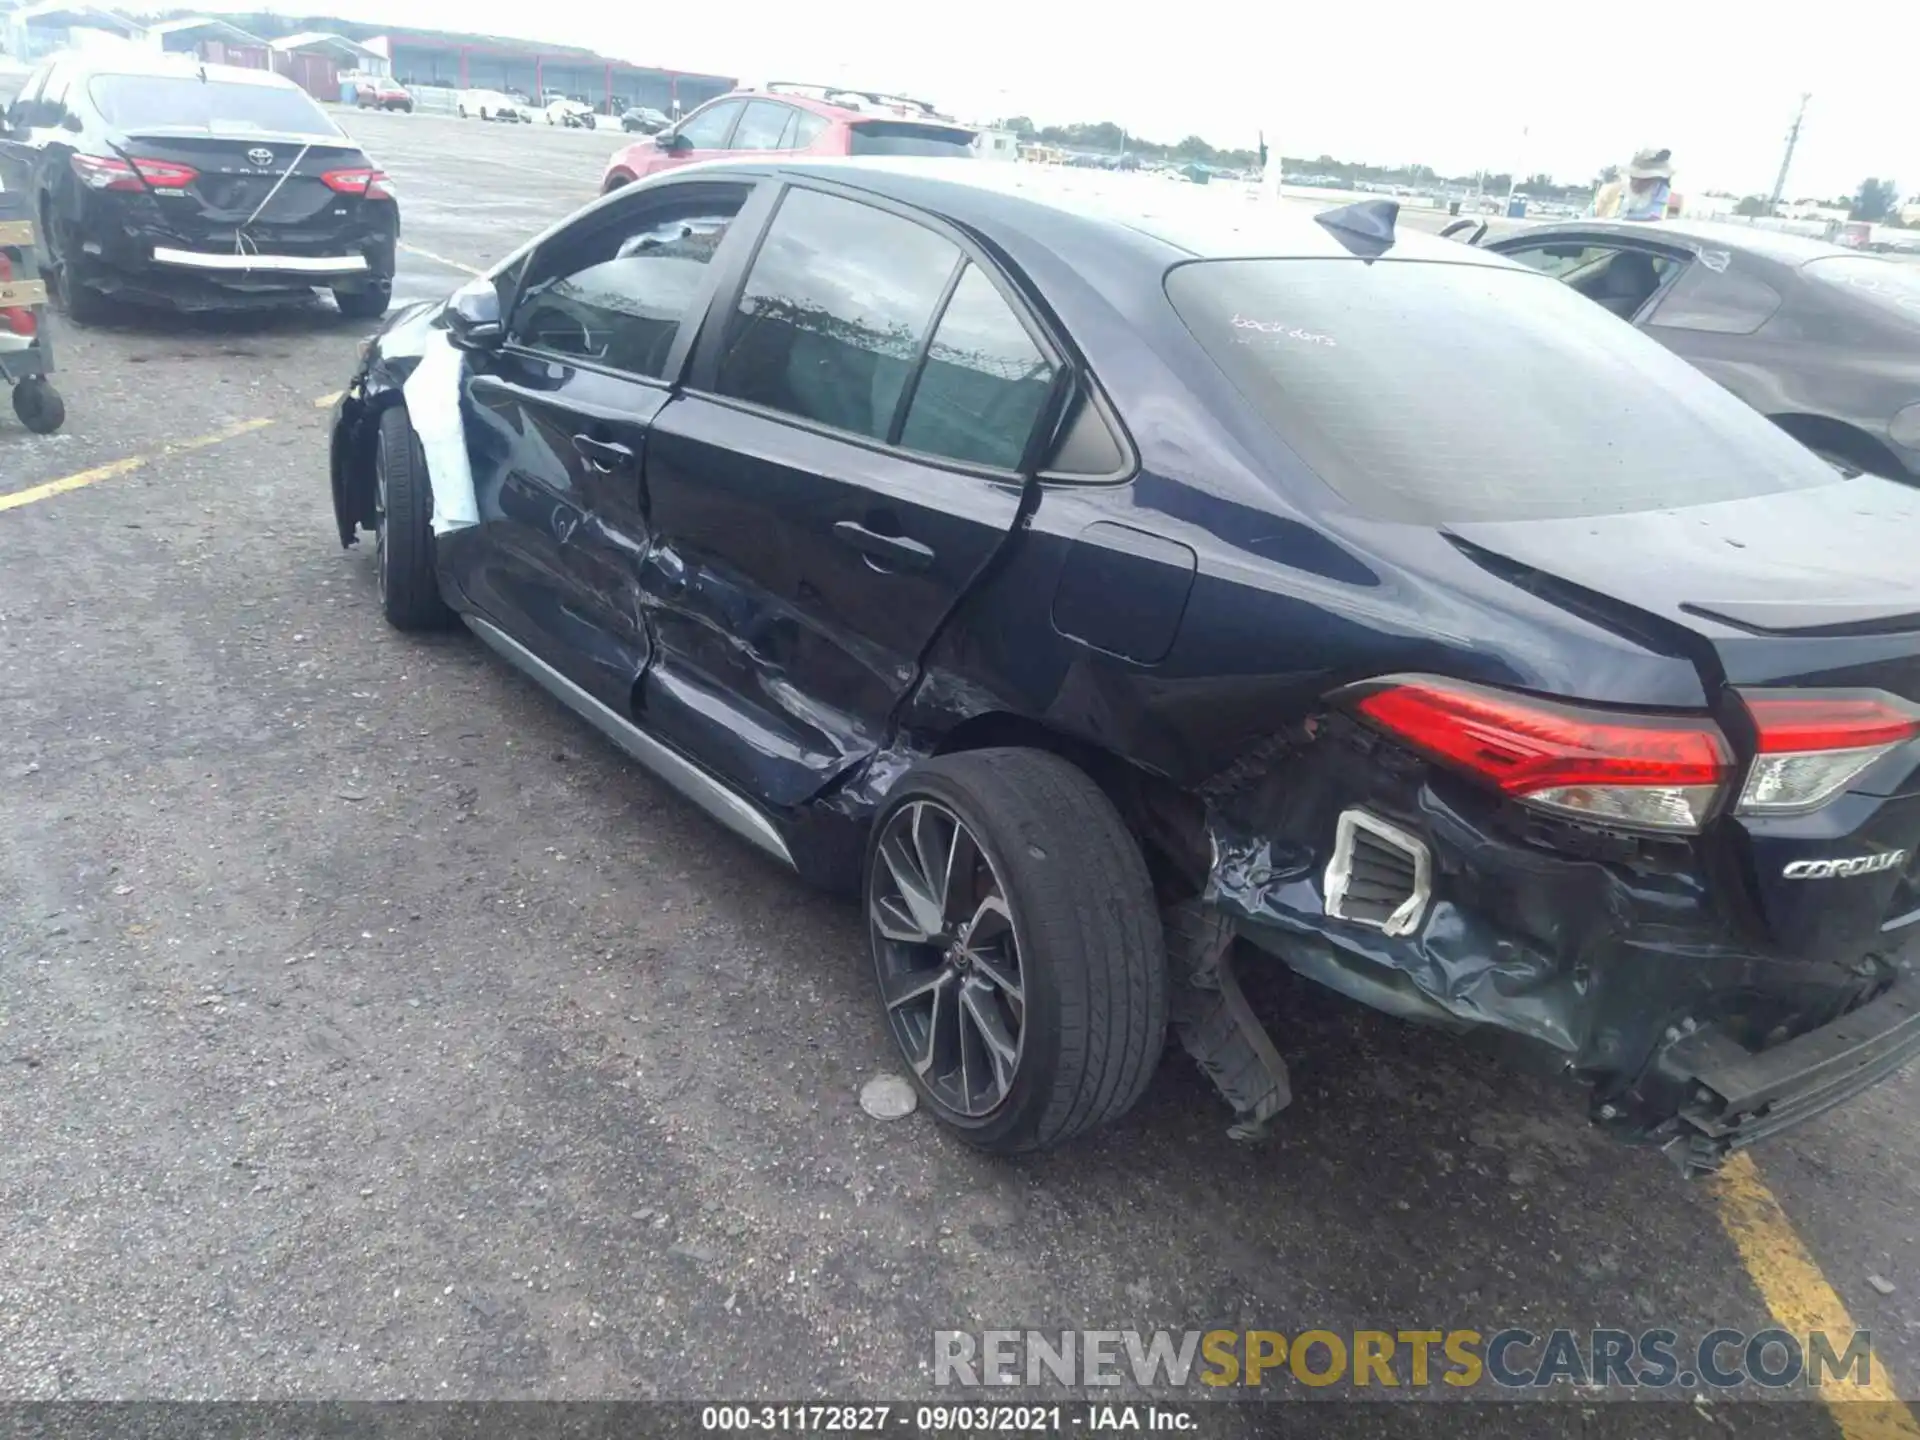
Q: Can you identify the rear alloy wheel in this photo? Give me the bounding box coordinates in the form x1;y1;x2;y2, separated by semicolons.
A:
372;405;455;631
44;217;110;326
866;748;1168;1153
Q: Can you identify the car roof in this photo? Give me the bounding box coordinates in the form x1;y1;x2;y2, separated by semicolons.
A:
704;86;970;129
1512;216;1855;268
700;156;1501;265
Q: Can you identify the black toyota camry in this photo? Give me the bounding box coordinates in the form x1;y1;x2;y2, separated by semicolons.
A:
0;54;397;321
328;160;1920;1175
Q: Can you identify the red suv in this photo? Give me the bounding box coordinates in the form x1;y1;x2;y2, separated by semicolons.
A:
601;84;976;192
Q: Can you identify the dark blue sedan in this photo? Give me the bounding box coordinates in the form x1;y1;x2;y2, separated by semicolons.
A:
328;161;1920;1174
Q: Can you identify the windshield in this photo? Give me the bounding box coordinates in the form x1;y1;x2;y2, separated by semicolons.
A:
89;74;340;137
1803;255;1920;322
1165;257;1840;524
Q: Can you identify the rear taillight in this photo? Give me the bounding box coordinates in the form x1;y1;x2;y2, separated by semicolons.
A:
0;252;36;338
1350;676;1730;833
1737;691;1920;816
69;154;198;191
322;168;396;199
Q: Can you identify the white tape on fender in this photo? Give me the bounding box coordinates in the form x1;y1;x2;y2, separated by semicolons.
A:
401;331;480;536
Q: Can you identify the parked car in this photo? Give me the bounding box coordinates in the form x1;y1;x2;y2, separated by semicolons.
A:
601;84;974;191
456;89;523;123
1457;217;1920;483
542;98;594;129
620;106;671;135
328;164;1920;1174
0;53;398;322
353;78;413;112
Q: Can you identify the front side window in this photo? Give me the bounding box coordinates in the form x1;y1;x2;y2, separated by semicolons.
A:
675;100;742;150
1166;257;1838;524
1503;241;1677;320
899;264;1055;468
713;188;959;440
730;100;796;151
511;186;747;379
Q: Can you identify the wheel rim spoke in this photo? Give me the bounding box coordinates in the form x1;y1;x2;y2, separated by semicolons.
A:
869;796;1025;1118
878;809;944;939
960;979;1019;1102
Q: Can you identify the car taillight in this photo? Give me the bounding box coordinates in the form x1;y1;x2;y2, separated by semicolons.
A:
1737;691;1920;816
0;252;36;338
1350;676;1731;833
323;168;396;199
69;154;198;191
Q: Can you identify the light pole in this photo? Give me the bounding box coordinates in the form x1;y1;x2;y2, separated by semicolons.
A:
1768;94;1811;215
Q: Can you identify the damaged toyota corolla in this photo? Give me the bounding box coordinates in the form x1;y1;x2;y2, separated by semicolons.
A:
327;160;1920;1175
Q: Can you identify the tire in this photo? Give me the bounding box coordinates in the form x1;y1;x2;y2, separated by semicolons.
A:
864;747;1168;1153
44;215;111;326
11;377;65;434
372;405;455;631
332;282;390;321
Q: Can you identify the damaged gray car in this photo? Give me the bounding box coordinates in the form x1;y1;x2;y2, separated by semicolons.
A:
328;161;1920;1174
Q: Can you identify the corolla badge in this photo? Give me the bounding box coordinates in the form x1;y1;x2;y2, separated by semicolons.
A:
1782;850;1907;880
247;147;275;166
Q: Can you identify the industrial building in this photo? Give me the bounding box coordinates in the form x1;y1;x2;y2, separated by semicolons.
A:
374;30;733;116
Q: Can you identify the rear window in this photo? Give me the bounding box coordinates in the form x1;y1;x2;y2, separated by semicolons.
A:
1165;258;1839;524
846;121;975;157
88;74;339;136
1803;255;1920;321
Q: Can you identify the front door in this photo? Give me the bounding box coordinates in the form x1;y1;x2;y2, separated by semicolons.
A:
639;183;1063;808
454;178;757;711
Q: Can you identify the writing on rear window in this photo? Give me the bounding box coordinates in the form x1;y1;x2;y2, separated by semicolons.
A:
1231;314;1337;346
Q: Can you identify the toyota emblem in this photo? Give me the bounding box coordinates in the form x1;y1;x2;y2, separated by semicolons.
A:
247;147;275;167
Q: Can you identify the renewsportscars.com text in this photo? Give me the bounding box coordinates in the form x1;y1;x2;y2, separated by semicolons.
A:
933;1328;1874;1391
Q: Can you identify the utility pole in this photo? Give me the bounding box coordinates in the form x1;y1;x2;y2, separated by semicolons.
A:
1768;93;1811;213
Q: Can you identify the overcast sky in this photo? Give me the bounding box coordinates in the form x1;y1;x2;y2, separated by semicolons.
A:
233;0;1917;199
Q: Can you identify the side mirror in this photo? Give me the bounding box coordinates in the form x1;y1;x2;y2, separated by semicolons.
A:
655;130;687;151
61;113;83;134
444;276;504;350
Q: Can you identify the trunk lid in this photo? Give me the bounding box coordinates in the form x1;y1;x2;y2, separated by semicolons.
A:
1449;477;1920;956
118;134;368;229
1446;476;1920;705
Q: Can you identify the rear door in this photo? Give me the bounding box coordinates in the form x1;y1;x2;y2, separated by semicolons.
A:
454;177;763;710
638;182;1062;808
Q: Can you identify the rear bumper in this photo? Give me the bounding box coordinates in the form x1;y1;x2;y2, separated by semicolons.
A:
1649;969;1920;1175
151;246;370;276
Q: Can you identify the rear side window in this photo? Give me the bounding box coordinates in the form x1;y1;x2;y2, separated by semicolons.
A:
846;121;975;157
1166;258;1838;524
714;188;959;440
88;74;338;136
899;264;1055;468
1646;263;1783;335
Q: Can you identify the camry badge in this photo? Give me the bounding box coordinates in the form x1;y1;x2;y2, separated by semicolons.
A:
1782;850;1907;880
248;147;275;167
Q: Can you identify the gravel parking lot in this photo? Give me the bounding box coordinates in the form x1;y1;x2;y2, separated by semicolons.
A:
2;109;1917;1435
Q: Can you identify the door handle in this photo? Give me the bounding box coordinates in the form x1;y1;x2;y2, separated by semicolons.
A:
572;434;634;472
833;520;935;573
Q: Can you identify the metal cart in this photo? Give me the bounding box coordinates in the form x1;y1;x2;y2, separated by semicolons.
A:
0;185;65;435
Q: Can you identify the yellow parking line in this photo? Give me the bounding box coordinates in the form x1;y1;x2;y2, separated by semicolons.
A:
1714;1152;1920;1437
314;391;344;408
398;240;483;277
0;418;274;513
